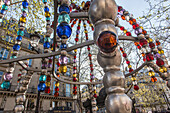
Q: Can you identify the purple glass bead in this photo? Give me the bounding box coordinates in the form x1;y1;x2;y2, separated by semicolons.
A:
73;59;76;63
4;0;10;5
154;53;160;58
135;28;143;35
22;12;27;17
76;30;80;34
91;75;95;79
73;70;76;74
48;63;52;68
59;56;68;64
4;73;13;80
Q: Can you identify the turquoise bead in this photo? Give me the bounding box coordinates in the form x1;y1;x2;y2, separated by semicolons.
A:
43;0;47;3
46;17;50;21
2;4;8;10
39;75;47;81
58;13;70;23
17;30;24;36
44;37;51;42
10;55;17;59
1;81;10;89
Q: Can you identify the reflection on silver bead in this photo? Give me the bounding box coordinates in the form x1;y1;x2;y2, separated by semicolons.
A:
60;0;70;6
61;50;67;55
88;0;117;24
15;95;26;104
14;105;24;112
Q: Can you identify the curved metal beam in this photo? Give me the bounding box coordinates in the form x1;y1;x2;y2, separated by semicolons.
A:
53;72;103;85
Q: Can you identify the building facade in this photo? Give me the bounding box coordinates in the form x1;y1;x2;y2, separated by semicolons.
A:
0;18;80;112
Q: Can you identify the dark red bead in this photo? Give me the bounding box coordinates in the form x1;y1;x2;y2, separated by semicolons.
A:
73;77;77;82
91;68;93;71
87;46;90;51
54;92;59;97
49;59;52;63
77;26;80;30
71;24;74;27
134;85;139;90
120;47;123;51
74;56;76;59
93;94;97;98
156;58;164;66
18;74;21;77
73;66;76;70
139;39;148;46
73;86;77;90
57;62;60;66
126;32;131;36
85;33;88;37
55;87;59;91
91;27;94;31
87;20;90;24
146;53;154;61
149;42;155;49
73;90;77;95
45;87;50;93
118;6;122;12
90;64;93;67
75;38;79;42
120;26;124;30
88;53;92;57
129;68;133;72
126;60;130;64
137;45;141;49
47;76;51;81
123;53;127;58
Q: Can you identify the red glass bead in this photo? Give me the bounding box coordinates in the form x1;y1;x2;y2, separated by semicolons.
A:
118;6;122;12
149;42;155;49
132;24;139;29
143;58;146;61
74;56;76;59
129;68;133;72
90;64;93;67
18;74;21;77
87;20;90;24
73;77;77;82
91;68;93;71
91;27;94;31
156;58;164;66
54;92;59;97
134;85;139;90
126;60;130;64
55;87;59;91
137;45;141;49
120;47;123;51
142;30;147;35
85;33;88;37
73;66;76;70
146;53;154;61
71;24;74;27
139;39;147;46
73;90;77;95
120;26;124;30
123;53;127;58
75;38;79;42
49;59;52;63
88;53;92;57
126;32;131;36
45;87;50;93
73;86;77;90
57;62;60;66
87;46;90;51
77;26;80;30
47;76;51;81
89;57;92;60
93;94;97;98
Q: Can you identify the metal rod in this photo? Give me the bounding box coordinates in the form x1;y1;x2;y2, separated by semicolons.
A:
35;91;41;113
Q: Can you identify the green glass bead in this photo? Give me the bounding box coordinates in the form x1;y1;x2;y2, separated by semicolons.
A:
2;4;8;10
1;81;10;89
44;37;51;42
10;55;17;59
39;75;47;81
17;30;24;36
46;17;50;21
58;13;70;24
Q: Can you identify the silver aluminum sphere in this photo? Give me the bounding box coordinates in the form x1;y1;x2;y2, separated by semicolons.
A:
88;0;118;24
15;95;26;104
14;105;24;112
97;48;121;70
60;0;70;6
20;80;29;85
91;99;97;106
105;94;132;113
19;86;27;92
93;21;118;43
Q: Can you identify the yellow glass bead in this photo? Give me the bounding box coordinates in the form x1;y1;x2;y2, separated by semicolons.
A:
131;77;136;81
161;50;164;54
55;82;59;87
128;65;132;68
59;66;67;73
158;51;161;54
123;30;127;33
45;12;50;17
149;71;152;76
163;67;167;72
89;24;92;27
45;82;51;87
74;49;77;52
159;68;164;73
151;71;155;76
81;1;85;7
94;90;96;93
148;38;153;42
140;26;143;29
78;24;81;26
20;17;26;23
73;74;77;77
84;24;86;27
84;30;88;33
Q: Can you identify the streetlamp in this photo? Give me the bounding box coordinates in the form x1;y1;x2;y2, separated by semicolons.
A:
29;32;41;53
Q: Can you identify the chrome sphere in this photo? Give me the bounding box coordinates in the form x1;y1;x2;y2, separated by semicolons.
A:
88;0;118;24
91;99;97;106
92;106;98;111
14;105;24;112
20;80;29;85
60;0;70;6
15;95;26;104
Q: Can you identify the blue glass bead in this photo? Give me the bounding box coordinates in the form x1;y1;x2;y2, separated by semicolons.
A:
22;8;28;12
57;23;72;39
59;5;70;14
44;6;49;12
44;37;51;42
60;44;67;49
38;83;46;91
17;30;24;36
43;42;50;48
16;36;22;41
46;17;50;21
13;44;20;51
58;13;70;23
1;10;5;14
39;75;47;81
43;0;47;3
1;81;10;89
22;1;28;8
2;4;8;10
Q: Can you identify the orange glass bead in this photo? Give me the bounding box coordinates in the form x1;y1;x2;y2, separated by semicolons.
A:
121;15;126;20
156;42;160;46
134;42;139;46
142;30;147;35
129;20;133;25
123;30;127;33
151;77;157;82
142;53;145;57
132;19;136;22
73;21;76;24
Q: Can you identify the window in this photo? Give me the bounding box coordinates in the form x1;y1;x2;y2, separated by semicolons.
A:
66;84;71;97
28;59;32;67
0;71;4;81
66;68;70;77
28;44;32;50
0;48;9;60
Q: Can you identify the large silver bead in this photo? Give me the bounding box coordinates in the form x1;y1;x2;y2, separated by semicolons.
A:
88;0;118;24
20;79;29;85
60;0;70;6
105;94;132;113
94;21;118;42
15;95;26;104
91;98;97;106
14;105;24;112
